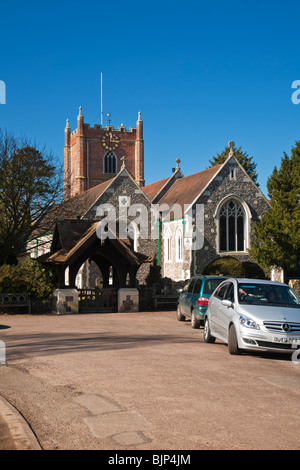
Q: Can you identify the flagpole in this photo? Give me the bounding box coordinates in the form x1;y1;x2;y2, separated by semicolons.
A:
101;72;103;126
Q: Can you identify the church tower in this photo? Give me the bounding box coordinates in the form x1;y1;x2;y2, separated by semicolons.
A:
63;109;145;199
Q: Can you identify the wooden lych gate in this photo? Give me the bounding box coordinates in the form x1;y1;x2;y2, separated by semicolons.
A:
78;287;117;313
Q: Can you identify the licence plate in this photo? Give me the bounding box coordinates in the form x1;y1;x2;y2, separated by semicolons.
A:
273;337;300;344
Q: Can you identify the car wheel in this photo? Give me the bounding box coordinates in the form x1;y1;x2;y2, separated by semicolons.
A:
191;310;201;329
203;317;215;343
228;324;240;355
177;305;185;321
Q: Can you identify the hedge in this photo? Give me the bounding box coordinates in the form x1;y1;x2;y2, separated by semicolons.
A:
203;256;266;279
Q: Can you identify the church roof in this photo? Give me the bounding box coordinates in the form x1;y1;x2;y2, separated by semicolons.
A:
158;164;223;212
141;176;171;201
29;178;115;239
141;166;184;203
29;160;224;243
77;178;114;215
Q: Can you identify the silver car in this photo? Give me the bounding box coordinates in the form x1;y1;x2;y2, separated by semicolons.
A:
204;278;300;355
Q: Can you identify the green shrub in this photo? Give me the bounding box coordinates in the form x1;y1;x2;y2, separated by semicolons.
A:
145;258;162;291
0;258;57;298
241;261;266;279
203;256;265;279
203;257;243;277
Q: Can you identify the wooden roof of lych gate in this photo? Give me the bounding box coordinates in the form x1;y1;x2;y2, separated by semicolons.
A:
38;219;152;267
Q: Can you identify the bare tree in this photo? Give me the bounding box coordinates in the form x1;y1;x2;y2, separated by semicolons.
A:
0;129;63;265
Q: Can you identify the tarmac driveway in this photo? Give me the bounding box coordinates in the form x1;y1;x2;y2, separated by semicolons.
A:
0;311;300;450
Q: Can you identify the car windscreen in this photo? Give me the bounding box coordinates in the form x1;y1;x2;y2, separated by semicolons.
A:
237;283;300;307
203;278;226;295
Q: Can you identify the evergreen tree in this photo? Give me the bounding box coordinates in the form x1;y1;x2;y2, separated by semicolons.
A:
249;141;300;273
209;144;259;184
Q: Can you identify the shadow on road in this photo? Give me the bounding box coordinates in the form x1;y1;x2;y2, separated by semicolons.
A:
3;331;201;359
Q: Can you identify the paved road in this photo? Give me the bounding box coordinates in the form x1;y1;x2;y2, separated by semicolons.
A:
0;312;300;450
0;406;17;450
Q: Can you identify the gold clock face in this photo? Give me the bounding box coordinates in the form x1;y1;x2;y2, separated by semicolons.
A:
101;131;120;150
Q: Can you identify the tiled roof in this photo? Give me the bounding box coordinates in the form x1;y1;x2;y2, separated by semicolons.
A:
30;165;223;241
158;165;223;212
141;176;172;201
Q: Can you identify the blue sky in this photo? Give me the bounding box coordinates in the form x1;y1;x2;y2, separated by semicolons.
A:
1;0;299;197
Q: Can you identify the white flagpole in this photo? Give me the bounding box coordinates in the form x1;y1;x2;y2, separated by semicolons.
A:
101;72;103;126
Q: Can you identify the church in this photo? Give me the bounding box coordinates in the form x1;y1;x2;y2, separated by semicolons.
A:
31;107;270;313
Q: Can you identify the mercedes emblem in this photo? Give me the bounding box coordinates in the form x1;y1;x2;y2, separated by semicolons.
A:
282;323;291;332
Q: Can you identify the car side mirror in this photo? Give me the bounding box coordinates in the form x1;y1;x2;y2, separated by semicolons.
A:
221;299;233;308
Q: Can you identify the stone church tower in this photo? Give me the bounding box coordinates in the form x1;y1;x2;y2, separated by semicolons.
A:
64;108;144;198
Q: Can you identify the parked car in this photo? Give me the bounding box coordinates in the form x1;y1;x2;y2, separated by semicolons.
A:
177;276;228;328
204;278;300;355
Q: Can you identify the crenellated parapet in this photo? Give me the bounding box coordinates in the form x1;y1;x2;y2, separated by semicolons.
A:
63;108;144;198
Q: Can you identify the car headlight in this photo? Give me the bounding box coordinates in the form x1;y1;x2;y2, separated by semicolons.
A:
239;315;260;330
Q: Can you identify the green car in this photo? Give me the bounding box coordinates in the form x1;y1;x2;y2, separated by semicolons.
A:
177;276;228;328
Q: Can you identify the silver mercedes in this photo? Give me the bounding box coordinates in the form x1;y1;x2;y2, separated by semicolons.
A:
204;278;300;355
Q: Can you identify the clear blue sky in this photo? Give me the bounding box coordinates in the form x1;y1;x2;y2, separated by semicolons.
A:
1;0;300;197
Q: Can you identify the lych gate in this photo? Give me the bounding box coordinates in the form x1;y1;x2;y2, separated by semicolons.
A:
78;288;117;313
39;219;151;314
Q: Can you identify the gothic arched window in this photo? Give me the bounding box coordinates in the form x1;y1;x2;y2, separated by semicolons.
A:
176;226;183;262
164;228;172;262
104;151;117;174
219;199;245;252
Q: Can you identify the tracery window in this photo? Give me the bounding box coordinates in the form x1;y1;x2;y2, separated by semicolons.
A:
219;200;245;252
104;151;117;174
